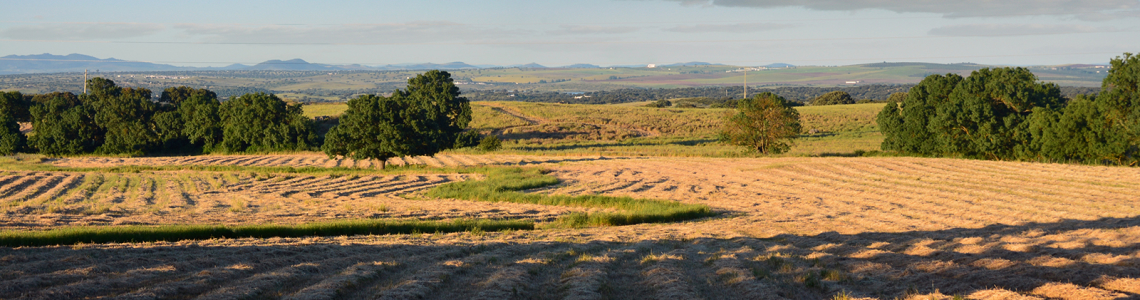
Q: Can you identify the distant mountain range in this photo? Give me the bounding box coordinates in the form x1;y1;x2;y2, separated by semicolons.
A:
0;53;791;74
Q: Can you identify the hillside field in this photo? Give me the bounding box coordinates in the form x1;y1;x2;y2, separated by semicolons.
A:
0;101;1137;299
307;101;886;158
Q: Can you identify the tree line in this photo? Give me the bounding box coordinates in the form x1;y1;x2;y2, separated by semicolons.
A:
0;78;319;156
877;53;1139;165
0;71;477;166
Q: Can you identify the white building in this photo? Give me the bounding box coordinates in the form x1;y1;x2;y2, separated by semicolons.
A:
647;64;657;68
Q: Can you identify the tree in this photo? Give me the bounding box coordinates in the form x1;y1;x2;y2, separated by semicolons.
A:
886;92;907;104
809;91;854;106
877;73;964;154
0;91;31;123
83;79;161;155
719;92;802;154
28;95;102;155
160;86;217;107
929;67;1062;159
323;70;472;168
178;91;223;151
0;96;24;155
218;92;319;152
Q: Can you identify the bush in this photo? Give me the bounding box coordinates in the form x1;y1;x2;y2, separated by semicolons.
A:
645;99;672;108
478;135;502;151
809;91;855;106
454;131;482;148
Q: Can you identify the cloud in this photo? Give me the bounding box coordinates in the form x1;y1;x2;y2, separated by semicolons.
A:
664;22;794;33
172;22;524;44
0;23;164;39
929;24;1111;36
548;25;640;35
665;0;1140;20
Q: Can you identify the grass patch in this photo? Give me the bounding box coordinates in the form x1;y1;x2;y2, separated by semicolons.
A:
425;167;715;227
0;218;532;247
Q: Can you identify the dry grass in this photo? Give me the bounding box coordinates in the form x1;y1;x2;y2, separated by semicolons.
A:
1;154;1138;299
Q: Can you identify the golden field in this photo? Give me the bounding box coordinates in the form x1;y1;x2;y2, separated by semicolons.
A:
0;102;1137;299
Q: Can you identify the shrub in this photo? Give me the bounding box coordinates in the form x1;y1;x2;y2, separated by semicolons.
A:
645;99;672;108
454;131;482;148
809;91;855;106
478;135;502;151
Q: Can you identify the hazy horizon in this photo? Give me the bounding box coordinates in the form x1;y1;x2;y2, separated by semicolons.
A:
1;0;1137;67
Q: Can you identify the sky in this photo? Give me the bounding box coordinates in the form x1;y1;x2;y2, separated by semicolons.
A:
1;0;1138;67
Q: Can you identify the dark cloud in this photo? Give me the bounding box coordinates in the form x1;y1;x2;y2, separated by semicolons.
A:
0;23;164;39
929;24;1109;36
664;22;794;33
667;0;1140;20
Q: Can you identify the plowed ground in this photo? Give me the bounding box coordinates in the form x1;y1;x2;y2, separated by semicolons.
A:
2;155;1139;299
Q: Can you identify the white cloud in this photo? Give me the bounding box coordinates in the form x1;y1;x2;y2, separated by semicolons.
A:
929;24;1111;36
0;23;164;39
664;22;794;33
666;0;1140;20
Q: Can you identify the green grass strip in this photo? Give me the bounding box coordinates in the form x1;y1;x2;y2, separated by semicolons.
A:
425;167;715;227
0;219;532;247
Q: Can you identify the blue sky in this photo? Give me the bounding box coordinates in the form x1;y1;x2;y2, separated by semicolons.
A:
1;0;1137;67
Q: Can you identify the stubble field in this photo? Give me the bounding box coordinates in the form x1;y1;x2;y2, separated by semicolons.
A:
2;154;1139;299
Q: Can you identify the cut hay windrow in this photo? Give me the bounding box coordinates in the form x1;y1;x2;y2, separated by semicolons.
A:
0;219;533;247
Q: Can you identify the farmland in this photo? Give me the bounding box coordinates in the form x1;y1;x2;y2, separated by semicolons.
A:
2;100;1139;299
310;101;886;157
1;154;1138;299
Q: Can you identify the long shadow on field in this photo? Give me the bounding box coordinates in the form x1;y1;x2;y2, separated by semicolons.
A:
1;216;1137;299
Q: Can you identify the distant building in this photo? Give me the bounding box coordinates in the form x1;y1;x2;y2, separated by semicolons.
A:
647;64;656;68
845;81;862;84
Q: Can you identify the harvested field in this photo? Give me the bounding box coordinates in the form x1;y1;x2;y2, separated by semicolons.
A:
49;153;613;169
2;155;1139;299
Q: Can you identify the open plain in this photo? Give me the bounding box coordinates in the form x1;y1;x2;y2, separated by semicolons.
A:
2;154;1139;299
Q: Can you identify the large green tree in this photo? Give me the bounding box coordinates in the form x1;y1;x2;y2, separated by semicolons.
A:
929;68;1062;159
323;70;472;168
83;79;161;155
28;95;102;155
718;92;802;154
218;92;319;152
0;92;25;155
877;73;964;154
1026;53;1140;165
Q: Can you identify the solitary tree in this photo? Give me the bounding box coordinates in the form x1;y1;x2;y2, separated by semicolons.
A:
719;92;802;154
323;70;471;168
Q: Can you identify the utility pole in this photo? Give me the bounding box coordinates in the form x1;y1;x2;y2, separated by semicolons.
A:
83;69;88;94
743;69;747;99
